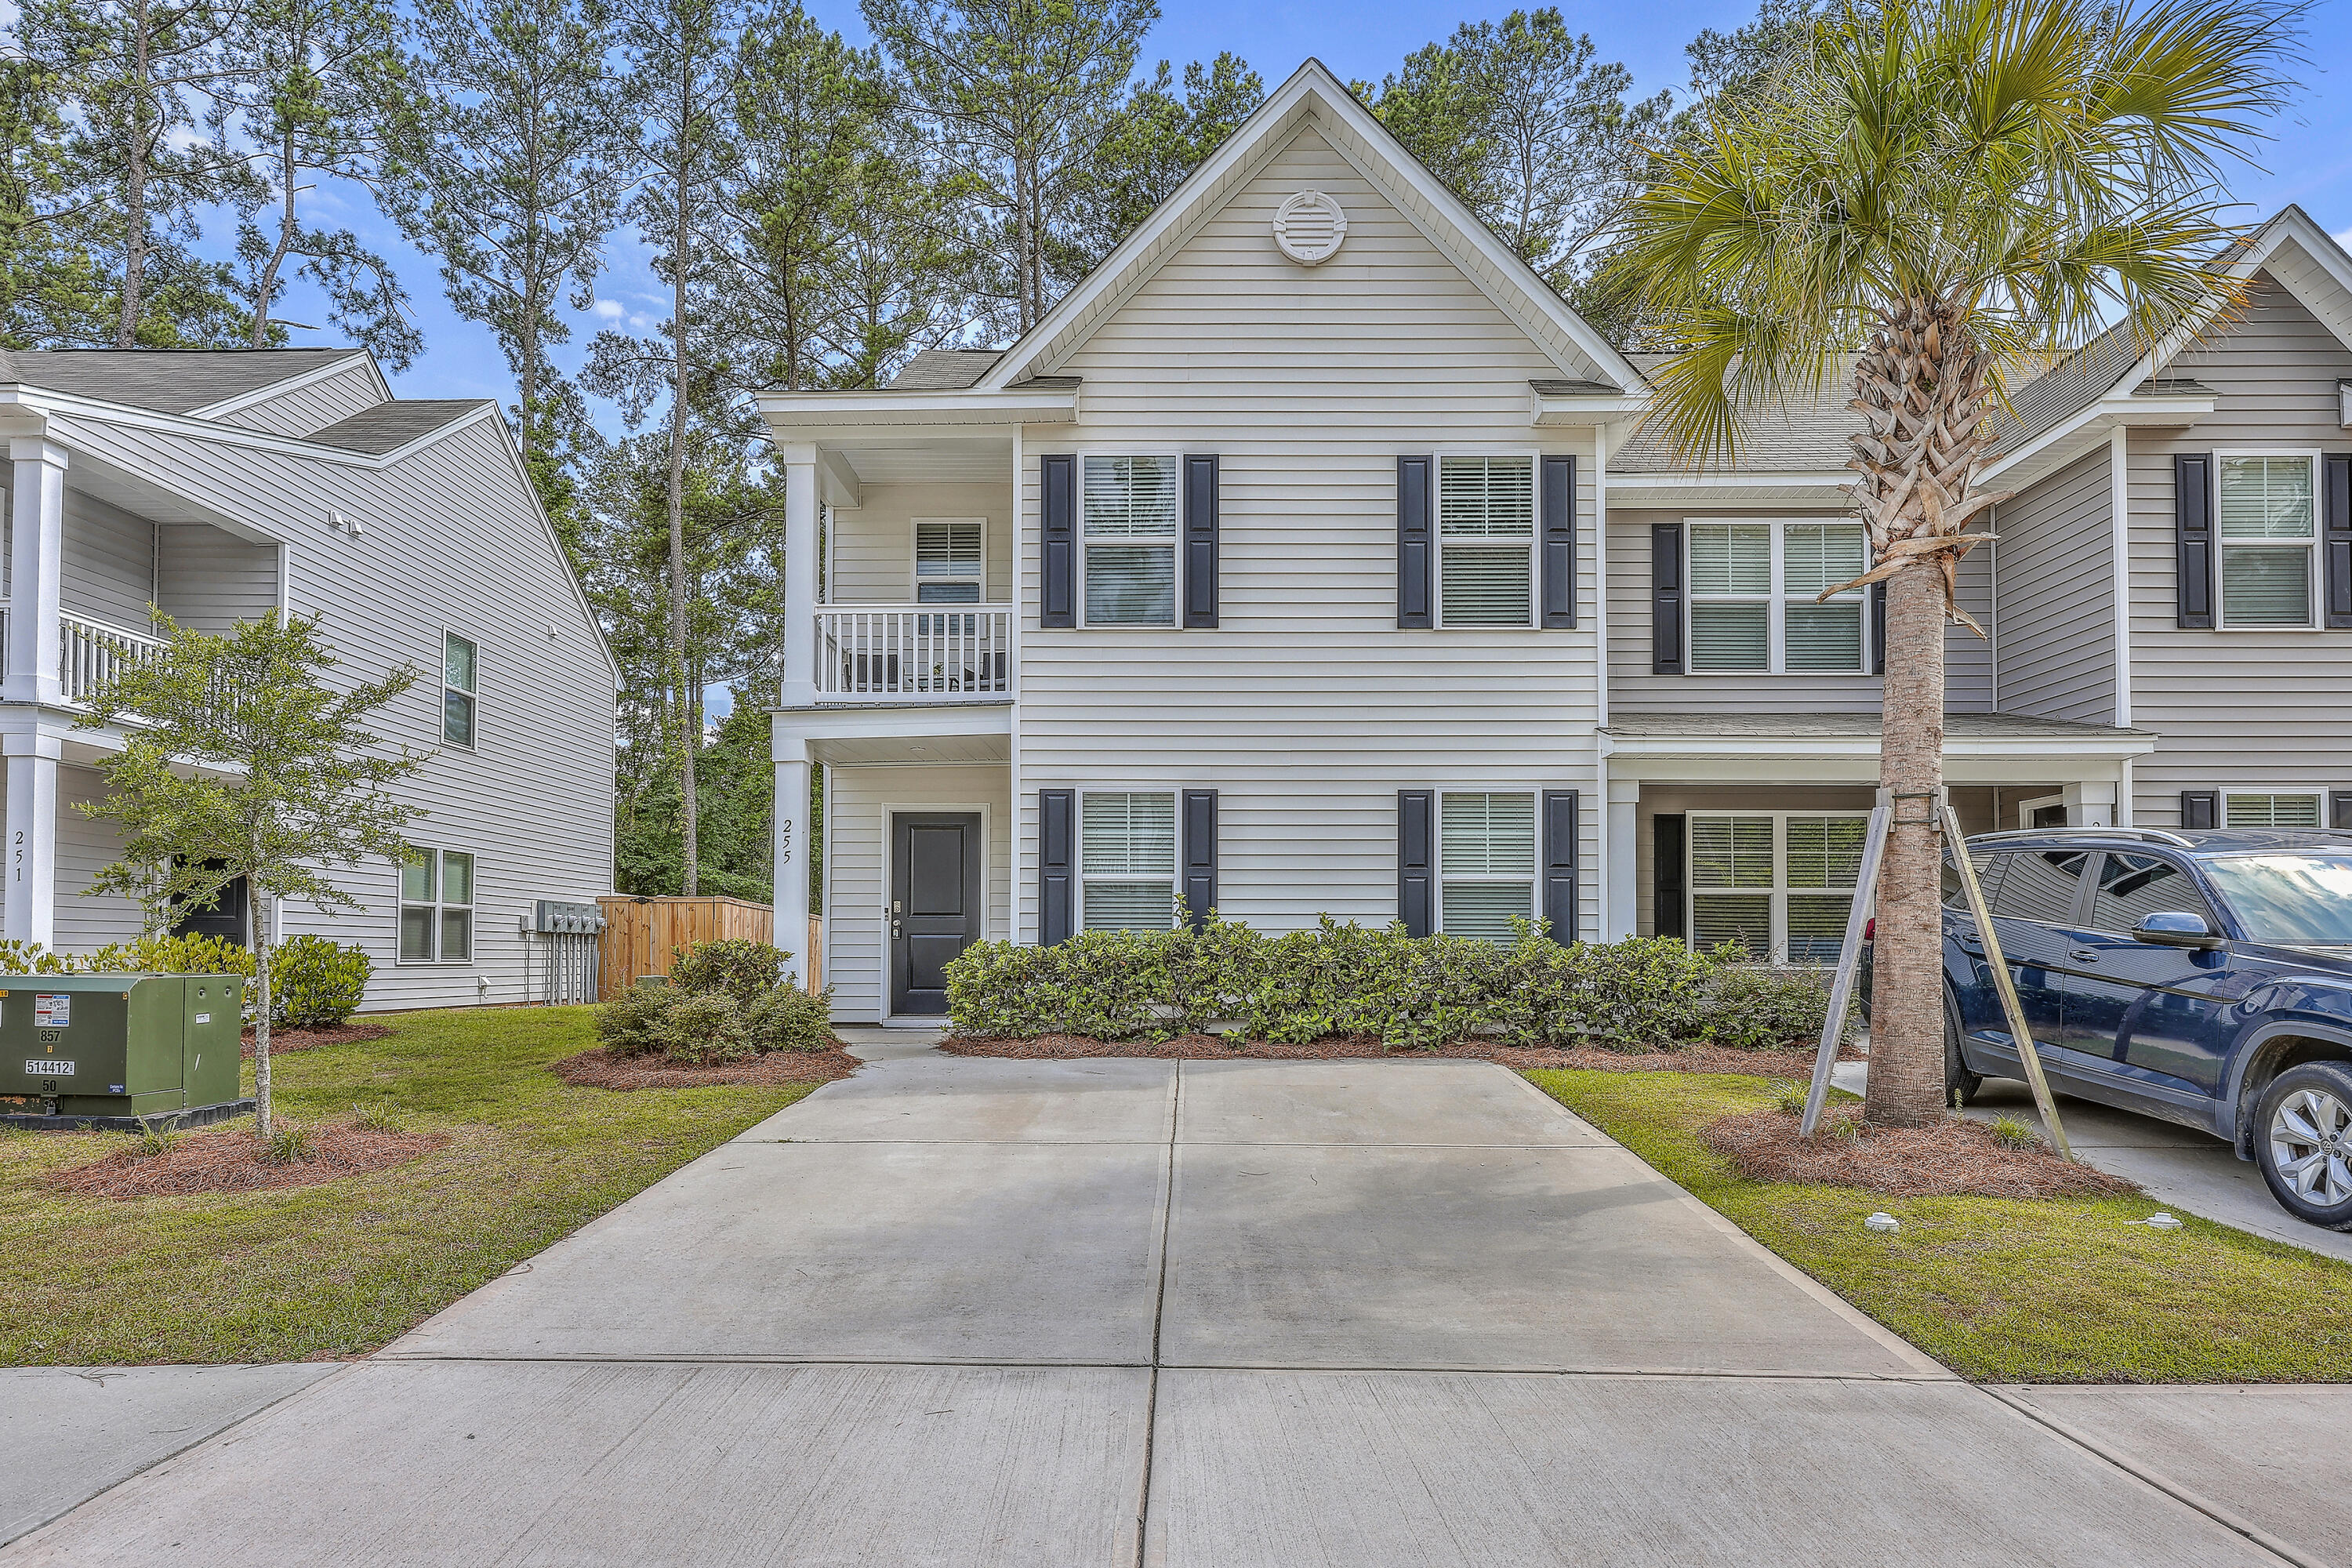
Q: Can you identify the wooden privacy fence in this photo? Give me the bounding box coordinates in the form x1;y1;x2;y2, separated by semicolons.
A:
597;896;766;999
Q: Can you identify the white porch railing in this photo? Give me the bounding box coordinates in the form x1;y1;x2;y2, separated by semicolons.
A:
814;605;1013;701
60;614;165;705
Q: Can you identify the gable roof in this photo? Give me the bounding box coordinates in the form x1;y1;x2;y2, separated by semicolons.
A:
304;399;495;456
0;347;372;415
975;59;1646;396
886;349;1005;390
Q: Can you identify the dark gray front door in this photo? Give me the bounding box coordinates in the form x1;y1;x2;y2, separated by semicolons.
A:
891;812;982;1015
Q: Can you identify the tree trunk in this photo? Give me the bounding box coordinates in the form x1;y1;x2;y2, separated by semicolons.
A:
1864;556;1950;1127
249;880;274;1138
117;0;155;347
251;132;298;347
669;151;698;897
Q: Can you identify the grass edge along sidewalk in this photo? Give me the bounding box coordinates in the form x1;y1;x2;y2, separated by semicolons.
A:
1526;1067;2352;1384
0;1006;825;1366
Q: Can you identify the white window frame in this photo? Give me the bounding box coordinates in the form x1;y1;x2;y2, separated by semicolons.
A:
1686;810;1871;965
2212;448;2323;630
441;628;479;750
1683;517;1872;674
1076;787;1179;933
1435;788;1538;942
2219;789;2327;829
910;516;988;604
1434;452;1539;630
398;846;476;964
1076;452;1181;629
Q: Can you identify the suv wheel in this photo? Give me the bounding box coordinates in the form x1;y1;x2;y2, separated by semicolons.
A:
2256;1062;2352;1229
1944;995;1984;1109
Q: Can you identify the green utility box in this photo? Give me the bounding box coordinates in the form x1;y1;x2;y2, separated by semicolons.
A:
0;974;246;1127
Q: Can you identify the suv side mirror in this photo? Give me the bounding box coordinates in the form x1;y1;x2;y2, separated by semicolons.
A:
2133;910;2224;949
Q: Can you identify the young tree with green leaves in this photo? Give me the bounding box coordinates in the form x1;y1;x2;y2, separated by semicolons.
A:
1063;52;1261;278
862;0;1158;334
1606;0;2299;1126
74;613;426;1138
218;0;420;365
387;0;630;520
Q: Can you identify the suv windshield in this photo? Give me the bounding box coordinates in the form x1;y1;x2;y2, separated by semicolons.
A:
2201;853;2352;944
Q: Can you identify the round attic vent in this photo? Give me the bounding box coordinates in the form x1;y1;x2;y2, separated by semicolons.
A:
1272;190;1347;266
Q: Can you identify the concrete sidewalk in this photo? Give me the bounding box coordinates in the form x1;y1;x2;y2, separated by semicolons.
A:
4;1047;2325;1566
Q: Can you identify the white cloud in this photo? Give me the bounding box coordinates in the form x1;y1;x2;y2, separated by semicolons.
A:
593;299;624;321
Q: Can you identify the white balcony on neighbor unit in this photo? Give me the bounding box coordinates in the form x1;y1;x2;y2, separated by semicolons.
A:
814;604;1013;702
59;615;165;707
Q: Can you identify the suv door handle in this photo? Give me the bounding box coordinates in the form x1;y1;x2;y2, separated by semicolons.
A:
2069;949;2099;962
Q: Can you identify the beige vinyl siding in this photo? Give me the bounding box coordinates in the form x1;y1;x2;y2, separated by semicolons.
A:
1606;506;1994;713
154;524;281;631
822;764;1010;1022
1993;446;2117;721
828;481;1011;602
205;359;387;437
1015;124;1603;942
38;408;614;1010
60;488;156;631
2126;275;2352;822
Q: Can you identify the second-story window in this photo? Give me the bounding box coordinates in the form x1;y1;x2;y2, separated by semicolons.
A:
2218;455;2315;627
443;632;477;747
1083;456;1178;624
1687;521;1867;673
1438;456;1534;626
914;518;985;604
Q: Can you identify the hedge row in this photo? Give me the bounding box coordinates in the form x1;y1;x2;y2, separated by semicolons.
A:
942;916;1846;1051
0;933;372;1026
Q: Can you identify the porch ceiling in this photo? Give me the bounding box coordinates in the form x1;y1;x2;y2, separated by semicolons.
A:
811;732;1010;765
827;436;1013;489
55;449;272;542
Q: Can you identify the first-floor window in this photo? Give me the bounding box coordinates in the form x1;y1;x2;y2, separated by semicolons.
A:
1687;812;1867;963
1439;790;1535;942
1081;791;1175;931
401;848;475;961
2224;792;2322;829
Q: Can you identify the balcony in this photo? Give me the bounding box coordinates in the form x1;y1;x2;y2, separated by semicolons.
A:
60;615;165;706
815;605;1012;702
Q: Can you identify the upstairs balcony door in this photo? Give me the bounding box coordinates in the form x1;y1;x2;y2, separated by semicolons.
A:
889;812;982;1016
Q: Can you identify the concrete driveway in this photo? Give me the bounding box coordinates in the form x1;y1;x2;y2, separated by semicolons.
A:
3;1044;2327;1566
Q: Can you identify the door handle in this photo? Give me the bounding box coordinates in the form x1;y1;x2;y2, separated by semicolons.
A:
2069;949;2099;962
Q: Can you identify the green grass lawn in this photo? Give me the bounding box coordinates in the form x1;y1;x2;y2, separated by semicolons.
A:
1526;1067;2352;1384
0;1007;823;1365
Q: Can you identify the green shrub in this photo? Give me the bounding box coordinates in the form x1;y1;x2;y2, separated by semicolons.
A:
596;981;680;1058
739;985;834;1053
593;960;835;1065
652;992;756;1065
87;933;256;981
0;940;78;975
669;938;793;1001
268;935;372;1027
942;916;1845;1051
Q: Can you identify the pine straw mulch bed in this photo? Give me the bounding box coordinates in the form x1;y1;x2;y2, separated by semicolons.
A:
47;1120;448;1199
1701;1106;2140;1200
940;1033;1864;1077
550;1045;863;1090
240;1022;395;1058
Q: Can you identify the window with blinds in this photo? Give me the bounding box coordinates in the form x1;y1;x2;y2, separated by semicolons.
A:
1686;521;1868;673
914;518;985;604
1083;456;1178;625
1437;456;1534;626
1686;811;1867;963
2224;792;2322;828
1081;790;1177;931
2218;456;2315;627
1438;791;1536;942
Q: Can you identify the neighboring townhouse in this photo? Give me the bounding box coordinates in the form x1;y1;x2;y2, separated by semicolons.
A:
0;347;616;1009
762;58;2334;1023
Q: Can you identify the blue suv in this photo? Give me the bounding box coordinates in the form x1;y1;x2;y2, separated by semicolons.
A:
1872;827;2352;1229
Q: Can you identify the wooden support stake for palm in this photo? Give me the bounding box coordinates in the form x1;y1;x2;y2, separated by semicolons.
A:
1940;798;2073;1161
1799;802;1889;1138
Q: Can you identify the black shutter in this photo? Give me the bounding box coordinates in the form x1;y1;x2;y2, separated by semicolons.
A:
1541;789;1580;943
1398;789;1434;936
1541;455;1577;628
1040;789;1075;942
1871;583;1887;675
1181;789;1218;930
1651;523;1683;673
2332;790;2352;831
1653;814;1686;939
1182;454;1219;629
1398;456;1433;628
1041;454;1076;629
2327;453;2352;629
2176;452;2213;630
2180;789;2218;830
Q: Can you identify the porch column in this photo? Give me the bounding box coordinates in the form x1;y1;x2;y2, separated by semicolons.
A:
772;722;812;988
1605;777;1640;942
3;728;59;948
7;437;67;706
779;445;819;710
2062;779;2116;828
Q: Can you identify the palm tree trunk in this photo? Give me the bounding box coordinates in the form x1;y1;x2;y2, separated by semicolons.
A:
1867;558;1949;1127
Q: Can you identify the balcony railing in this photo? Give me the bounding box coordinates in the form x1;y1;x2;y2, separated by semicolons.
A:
61;614;165;706
815;605;1012;701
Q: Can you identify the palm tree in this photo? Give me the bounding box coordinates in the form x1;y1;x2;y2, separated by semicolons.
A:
1606;0;2299;1126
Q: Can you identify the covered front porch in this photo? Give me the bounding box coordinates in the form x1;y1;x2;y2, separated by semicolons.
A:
1600;711;2160;956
